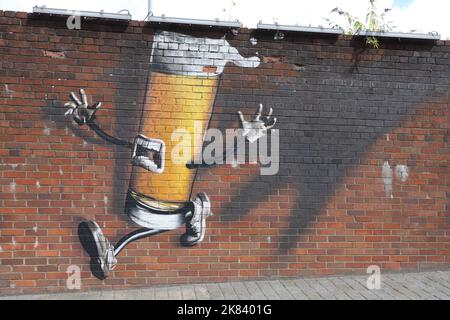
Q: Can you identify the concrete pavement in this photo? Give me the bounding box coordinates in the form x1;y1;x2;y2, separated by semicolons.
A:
2;270;449;300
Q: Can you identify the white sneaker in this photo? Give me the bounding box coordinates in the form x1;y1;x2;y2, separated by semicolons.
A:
78;221;117;279
180;193;211;247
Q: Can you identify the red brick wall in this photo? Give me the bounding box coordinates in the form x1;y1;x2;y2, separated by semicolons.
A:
0;11;449;295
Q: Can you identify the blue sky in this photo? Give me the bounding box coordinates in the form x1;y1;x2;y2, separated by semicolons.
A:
394;0;413;8
0;0;448;38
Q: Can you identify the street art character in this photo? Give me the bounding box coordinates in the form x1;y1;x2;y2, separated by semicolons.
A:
64;31;277;279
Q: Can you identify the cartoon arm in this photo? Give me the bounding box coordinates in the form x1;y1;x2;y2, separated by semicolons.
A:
64;89;132;148
238;104;277;144
187;104;277;169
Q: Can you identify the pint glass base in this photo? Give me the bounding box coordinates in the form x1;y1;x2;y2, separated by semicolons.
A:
125;189;192;230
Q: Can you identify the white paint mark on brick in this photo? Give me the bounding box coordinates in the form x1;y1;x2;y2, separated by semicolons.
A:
10;164;18;169
103;195;108;205
382;161;393;198
33;224;38;233
267;236;271;243
59;168;64;175
43;50;66;59
0;245;3;252
395;165;409;183
34;238;39;249
11;237;16;246
250;37;258;45
10;180;16;192
386;134;390;141
231;157;238;168
4;84;14;98
10;283;16;289
36;180;41;189
43;125;51;135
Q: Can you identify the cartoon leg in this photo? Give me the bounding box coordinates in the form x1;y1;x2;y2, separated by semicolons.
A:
114;228;164;256
78;192;211;279
78;221;164;280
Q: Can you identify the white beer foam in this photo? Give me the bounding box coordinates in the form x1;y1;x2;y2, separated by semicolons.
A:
150;30;260;77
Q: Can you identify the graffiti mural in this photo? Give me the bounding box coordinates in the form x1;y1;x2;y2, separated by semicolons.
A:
64;30;277;279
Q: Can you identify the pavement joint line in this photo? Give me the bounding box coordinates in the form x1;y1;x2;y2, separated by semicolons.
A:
218;282;238;300
379;279;410;300
392;278;430;299
340;278;369;300
268;280;295;300
395;277;436;299
294;278;324;300
205;283;225;300
254;281;278;300
216;283;230;300
406;274;448;299
279;280;309;300
423;274;450;291
227;282;240;300
302;279;330;300
230;281;251;299
181;285;196;300
329;278;358;300
243;281;267;300
309;279;337;300
193;284;210;300
319;278;352;300
167;286;182;300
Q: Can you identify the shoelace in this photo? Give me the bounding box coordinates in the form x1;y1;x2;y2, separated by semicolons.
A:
188;202;202;236
102;240;117;270
189;215;200;236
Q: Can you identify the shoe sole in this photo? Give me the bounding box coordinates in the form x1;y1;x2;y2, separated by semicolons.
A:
78;220;109;279
78;221;101;258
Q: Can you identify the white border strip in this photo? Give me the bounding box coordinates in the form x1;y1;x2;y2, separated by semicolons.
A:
356;31;440;40
257;23;343;35
32;6;132;20
147;15;242;28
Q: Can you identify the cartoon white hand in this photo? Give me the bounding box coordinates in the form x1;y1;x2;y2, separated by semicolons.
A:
238;104;277;143
64;89;101;125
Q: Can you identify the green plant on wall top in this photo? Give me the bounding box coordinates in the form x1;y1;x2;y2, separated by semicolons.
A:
325;0;395;48
223;0;237;21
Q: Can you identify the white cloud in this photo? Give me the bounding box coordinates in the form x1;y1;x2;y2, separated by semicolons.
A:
389;0;450;38
0;0;448;38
